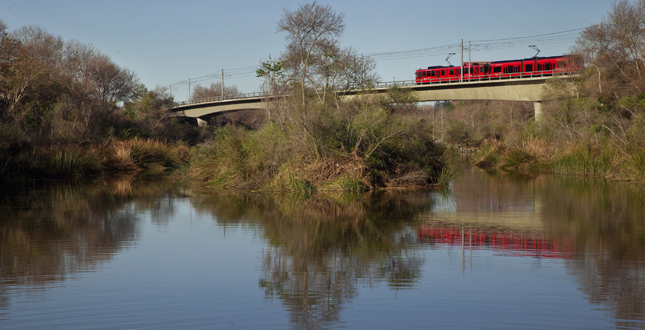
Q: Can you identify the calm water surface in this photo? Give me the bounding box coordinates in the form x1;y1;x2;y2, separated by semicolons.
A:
1;169;645;329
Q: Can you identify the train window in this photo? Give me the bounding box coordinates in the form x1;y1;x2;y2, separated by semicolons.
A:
422;71;427;77
441;70;445;76
493;67;501;73
557;61;566;68
525;64;533;71
431;71;435;77
449;69;454;75
545;63;552;70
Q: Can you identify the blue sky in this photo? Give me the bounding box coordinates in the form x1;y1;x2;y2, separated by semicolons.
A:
2;0;613;101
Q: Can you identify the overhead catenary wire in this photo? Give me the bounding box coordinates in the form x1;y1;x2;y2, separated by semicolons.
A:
168;26;592;98
367;27;587;62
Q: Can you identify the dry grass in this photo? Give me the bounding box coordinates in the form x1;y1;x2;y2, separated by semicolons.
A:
520;137;553;163
304;155;370;191
102;138;189;174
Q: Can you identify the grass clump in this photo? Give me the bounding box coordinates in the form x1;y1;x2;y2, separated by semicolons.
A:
473;141;503;169
551;144;614;177
1;138;189;181
1;145;101;179
269;165;314;197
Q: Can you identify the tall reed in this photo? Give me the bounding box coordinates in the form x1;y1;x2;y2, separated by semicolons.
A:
551;144;614;177
1;145;101;178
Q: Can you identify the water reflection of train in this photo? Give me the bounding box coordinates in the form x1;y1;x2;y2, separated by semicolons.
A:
417;225;576;259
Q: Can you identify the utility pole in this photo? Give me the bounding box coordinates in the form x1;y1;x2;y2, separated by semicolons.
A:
361;53;365;85
441;103;444;142
221;69;224;100
432;104;435;140
188;78;191;100
459;39;463;82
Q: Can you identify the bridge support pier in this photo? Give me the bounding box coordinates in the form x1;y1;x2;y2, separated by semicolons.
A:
197;118;208;127
533;101;543;122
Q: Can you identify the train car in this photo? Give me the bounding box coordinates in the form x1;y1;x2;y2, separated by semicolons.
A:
416;65;462;84
487;56;571;79
462;62;491;81
415;55;580;84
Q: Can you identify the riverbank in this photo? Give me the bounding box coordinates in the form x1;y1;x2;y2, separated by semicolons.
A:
0;138;190;182
470;138;645;182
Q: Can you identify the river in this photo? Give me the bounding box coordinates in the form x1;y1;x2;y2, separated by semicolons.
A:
1;168;644;329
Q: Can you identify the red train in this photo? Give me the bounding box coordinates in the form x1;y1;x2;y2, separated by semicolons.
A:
415;55;580;84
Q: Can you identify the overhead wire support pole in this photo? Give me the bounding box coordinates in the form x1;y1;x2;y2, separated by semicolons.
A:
460;39;464;82
221;69;224;100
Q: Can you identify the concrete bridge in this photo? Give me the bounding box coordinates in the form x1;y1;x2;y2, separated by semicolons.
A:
171;72;573;125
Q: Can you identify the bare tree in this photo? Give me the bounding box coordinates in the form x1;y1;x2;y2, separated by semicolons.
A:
190;82;241;101
569;0;645;150
4;25;64;125
277;1;345;106
574;0;645;96
88;54;138;106
62;40;139;140
0;19;21;117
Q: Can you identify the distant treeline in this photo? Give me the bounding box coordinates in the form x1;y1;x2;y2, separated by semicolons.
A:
0;19;212;146
0;19;210;179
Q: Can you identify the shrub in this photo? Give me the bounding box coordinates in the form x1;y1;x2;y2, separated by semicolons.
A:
191;88;447;193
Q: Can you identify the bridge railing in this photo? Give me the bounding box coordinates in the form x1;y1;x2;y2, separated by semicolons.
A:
172;69;573;107
172;91;269;108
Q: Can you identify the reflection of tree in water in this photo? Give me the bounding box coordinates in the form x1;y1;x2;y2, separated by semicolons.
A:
192;191;431;329
535;175;645;328
0;175;187;306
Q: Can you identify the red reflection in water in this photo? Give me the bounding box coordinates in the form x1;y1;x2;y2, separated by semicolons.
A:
417;225;576;259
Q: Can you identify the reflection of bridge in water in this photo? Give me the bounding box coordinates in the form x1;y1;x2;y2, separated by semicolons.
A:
417;167;545;231
417;225;576;259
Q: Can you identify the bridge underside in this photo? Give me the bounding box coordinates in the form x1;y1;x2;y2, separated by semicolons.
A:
171;77;558;122
172;98;266;119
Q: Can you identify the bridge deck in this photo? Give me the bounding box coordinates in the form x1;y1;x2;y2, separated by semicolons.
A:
171;73;573;119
